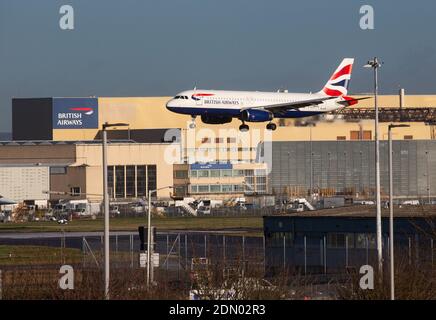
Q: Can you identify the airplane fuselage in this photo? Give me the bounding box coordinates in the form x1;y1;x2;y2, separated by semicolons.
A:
166;89;341;119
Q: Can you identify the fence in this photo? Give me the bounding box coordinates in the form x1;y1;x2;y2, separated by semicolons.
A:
0;231;434;299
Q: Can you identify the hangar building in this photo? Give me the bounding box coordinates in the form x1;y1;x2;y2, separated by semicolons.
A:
5;93;436;202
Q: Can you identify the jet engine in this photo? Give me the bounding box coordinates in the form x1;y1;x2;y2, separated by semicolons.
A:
240;109;273;122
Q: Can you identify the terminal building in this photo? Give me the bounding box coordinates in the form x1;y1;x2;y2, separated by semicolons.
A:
2;93;436;204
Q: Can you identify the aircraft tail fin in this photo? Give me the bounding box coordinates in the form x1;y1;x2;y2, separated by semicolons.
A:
319;58;354;97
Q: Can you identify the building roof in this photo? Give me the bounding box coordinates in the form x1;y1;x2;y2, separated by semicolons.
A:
267;205;436;218
0;139;136;146
93;128;181;143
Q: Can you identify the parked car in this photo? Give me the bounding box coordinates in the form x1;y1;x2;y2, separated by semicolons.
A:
402;200;420;206
130;203;146;213
110;205;121;216
57;219;68;225
197;206;211;215
354;200;375;205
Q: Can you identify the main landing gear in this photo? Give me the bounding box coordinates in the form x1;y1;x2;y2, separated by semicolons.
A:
238;122;277;132
189;116;196;129
266;122;277;131
239;123;249;132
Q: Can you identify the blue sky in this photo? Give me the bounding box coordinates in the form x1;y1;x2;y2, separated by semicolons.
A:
1;0;436;131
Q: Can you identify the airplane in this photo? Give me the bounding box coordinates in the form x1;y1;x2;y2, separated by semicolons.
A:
166;58;369;132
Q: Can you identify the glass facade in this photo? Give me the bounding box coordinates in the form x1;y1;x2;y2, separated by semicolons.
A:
189;184;245;194
108;166;114;198
137;165;146;197
187;169;262;178
126;166;135;197
174;166;268;196
115;166;125;198
147;165;157;195
107;164;157;199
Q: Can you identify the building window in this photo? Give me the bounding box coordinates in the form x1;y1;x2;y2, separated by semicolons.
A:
107;166;114;198
137;165;146;196
227;137;237;143
126;165;136;197
234;185;244;192
115;166;125;198
215;138;224;143
233;169;244;177
256;176;267;184
174;170;188;179
350;130;372;140
106;164;156;199
337;136;346;140
404;135;413;140
221;170;233;177
50;167;67;174
70;187;81;196
147;165;157;194
210;185;221;193
198;185;209;193
201;138;211;143
210;170;220;177
174;185;186;196
198;170;209;178
189;170;198;178
190;185;198;193
221;185;233;192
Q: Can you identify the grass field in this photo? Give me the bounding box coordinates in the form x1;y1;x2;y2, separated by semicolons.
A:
0;245;82;266
0;216;263;234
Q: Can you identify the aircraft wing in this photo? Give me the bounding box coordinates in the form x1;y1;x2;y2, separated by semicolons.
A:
242;96;337;115
0;196;17;205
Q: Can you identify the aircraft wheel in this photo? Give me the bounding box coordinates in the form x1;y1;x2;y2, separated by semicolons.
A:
266;123;277;131
239;124;249;132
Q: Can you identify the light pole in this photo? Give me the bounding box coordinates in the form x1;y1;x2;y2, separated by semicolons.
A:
388;123;409;300
309;123;314;200
364;57;383;277
147;185;173;287
102;122;129;299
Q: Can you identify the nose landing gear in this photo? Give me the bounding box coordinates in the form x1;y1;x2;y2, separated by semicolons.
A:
266;122;277;131
189;116;197;129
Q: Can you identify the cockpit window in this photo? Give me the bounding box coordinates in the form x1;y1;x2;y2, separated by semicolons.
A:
174;96;180;99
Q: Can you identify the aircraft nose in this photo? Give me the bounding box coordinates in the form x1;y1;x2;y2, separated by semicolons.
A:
166;99;177;110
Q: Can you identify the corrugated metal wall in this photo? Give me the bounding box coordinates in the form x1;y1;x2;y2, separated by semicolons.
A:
269;140;436;198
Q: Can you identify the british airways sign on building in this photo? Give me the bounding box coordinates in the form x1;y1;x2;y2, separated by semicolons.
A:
190;163;233;170
52;98;98;129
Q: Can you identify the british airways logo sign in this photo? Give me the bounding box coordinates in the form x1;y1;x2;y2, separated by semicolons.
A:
52;98;98;129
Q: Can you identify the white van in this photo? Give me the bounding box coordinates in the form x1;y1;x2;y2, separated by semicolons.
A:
402;200;420;206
